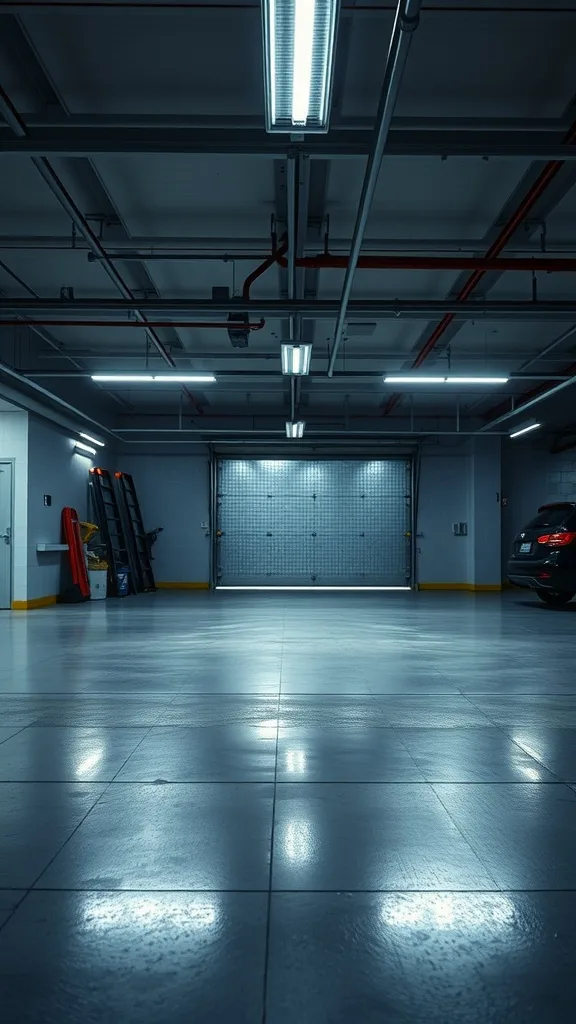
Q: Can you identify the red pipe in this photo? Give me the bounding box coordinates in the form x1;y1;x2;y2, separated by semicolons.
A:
384;115;576;416
0;318;266;329
275;253;576;273
242;235;287;300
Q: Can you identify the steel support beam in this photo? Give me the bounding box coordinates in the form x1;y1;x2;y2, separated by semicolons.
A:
3;298;576;320
478;371;576;433
8;114;574;133
1;128;575;159
4;235;576;254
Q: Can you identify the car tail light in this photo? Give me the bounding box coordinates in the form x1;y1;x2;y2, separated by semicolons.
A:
537;531;576;547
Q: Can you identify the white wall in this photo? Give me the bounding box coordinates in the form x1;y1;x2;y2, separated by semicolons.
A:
120;454;211;584
27;417;96;601
0;409;28;603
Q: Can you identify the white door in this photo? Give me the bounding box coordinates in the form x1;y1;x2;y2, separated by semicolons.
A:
0;462;13;609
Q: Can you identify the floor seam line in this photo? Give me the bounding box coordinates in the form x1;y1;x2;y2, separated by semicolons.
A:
260;617;284;1024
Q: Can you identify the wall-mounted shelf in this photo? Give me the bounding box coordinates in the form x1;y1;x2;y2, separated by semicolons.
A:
36;543;69;552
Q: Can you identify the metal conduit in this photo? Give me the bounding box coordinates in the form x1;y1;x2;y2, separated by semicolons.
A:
327;0;422;378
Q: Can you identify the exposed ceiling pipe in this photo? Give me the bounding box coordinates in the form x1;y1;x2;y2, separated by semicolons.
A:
4;298;576;320
242;234;287;299
0;318;266;330
276;253;576;273
0;83;179;371
481;323;576;425
327;0;421;378
31;158;177;368
384;111;576;414
0;359;120;438
4;235;576;254
0;2;566;13
516;323;576;372
478;364;576;434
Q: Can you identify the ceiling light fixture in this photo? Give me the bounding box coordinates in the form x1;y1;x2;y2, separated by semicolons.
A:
383;376;508;385
92;375;154;382
286;420;306;438
384;377;446;384
509;421;541;439
445;377;509;385
80;432;105;448
151;375;217;383
281;343;312;375
263;0;340;133
91;375;216;383
74;440;96;456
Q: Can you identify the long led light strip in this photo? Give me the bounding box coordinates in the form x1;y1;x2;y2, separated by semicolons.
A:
217;586;412;591
80;432;105;448
91;375;216;383
384;376;509;385
263;0;340;133
509;422;541;439
74;440;96;456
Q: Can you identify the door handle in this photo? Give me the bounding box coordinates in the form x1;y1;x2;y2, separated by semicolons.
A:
1;526;11;544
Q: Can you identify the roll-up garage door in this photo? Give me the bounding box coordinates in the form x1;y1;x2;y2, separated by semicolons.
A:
215;458;412;587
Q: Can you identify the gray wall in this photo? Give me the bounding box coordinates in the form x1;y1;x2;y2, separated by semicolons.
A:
467;436;502;587
417;440;502;587
120;453;211;584
27;416;95;600
118;448;508;589
417;452;470;585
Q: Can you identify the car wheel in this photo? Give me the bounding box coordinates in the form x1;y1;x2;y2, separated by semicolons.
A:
536;589;576;606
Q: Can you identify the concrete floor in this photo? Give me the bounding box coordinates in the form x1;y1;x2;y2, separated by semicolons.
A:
1;590;576;1021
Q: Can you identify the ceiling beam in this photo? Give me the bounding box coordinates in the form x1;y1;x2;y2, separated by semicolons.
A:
8;114;571;133
3;299;576;320
1;127;575;159
4;235;576;254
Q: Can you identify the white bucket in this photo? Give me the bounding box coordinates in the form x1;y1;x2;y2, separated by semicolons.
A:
89;569;108;600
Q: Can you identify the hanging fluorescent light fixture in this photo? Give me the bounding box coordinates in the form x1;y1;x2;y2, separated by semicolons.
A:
91;375;216;383
509;421;541;439
80;432;105;448
263;0;340;133
286;420;306;438
383;376;508;385
281;343;312;375
74;440;96;456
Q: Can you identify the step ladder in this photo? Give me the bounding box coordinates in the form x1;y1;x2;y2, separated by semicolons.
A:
114;472;156;592
89;467;136;595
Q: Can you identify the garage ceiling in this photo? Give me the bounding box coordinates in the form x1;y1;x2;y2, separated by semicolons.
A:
1;0;576;447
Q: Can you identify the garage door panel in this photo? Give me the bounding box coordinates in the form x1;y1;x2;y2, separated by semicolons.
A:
216;459;411;587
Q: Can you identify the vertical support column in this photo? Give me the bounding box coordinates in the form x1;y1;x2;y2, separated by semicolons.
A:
467;436;502;590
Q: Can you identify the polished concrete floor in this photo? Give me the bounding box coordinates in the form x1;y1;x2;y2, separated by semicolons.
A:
1;590;576;1021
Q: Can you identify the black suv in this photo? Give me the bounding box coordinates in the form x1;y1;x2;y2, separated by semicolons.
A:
508;502;576;605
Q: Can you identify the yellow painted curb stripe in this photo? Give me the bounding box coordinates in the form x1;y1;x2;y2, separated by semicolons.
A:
11;595;58;610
